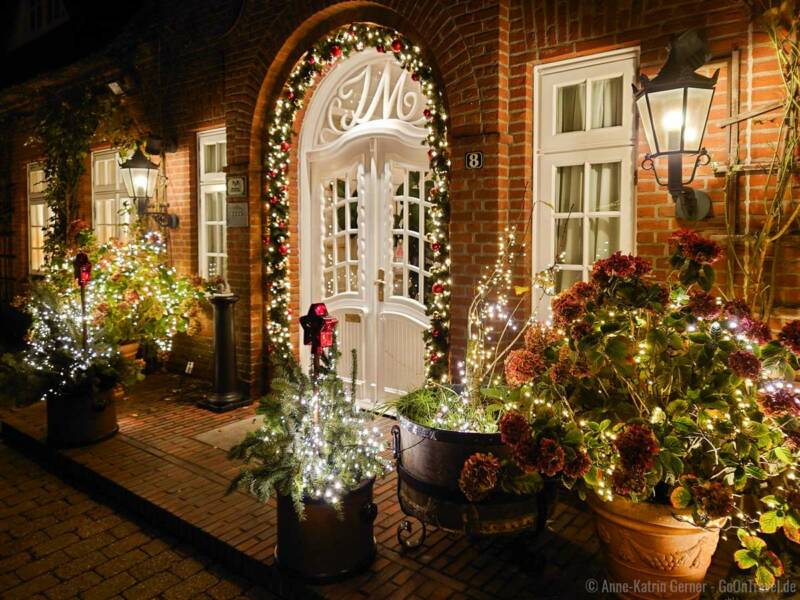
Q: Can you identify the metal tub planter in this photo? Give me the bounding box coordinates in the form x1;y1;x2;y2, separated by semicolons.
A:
275;478;378;581
46;389;119;448
392;414;556;547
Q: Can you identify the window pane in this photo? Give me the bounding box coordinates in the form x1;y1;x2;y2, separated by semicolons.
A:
555;165;583;213
407;271;419;301
589;217;620;261
207;225;221;253
348;265;358;291
590;76;622;129
555;269;583;294
409;202;420;233
207;256;220;279
557;82;585;133
554;218;582;264
336;266;346;293
408;236;419;267
324;240;334;267
205;192;220;221
336;205;346;232
589;163;621;212
392;266;403;296
204;145;217;174
324;270;334;298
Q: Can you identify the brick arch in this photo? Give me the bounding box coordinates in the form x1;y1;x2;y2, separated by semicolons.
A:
225;1;481;389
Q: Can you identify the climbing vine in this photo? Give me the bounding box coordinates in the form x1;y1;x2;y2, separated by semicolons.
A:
263;23;451;383
27;86;137;262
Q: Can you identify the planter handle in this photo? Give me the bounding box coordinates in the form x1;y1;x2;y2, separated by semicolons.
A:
391;424;401;461
360;501;378;523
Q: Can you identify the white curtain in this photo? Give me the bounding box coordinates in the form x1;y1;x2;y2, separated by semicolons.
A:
591;77;621;129
555;165;583;265
589;162;620;261
557;83;585;133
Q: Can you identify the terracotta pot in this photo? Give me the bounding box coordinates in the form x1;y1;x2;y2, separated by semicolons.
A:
588;494;724;600
119;342;140;362
46;388;119;448
275;478;377;581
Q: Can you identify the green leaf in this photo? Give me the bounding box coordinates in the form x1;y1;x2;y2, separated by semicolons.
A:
663;435;683;453
759;511;782;534
605;336;632;363
666;399;689;416
743;534;767;554
670;486;692;509
774;447;794;464
563;426;583;446
744;465;768;480
754;566;775;590
734;549;758;570
583;466;601;487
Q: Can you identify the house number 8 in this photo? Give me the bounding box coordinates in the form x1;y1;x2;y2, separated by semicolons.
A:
465;151;483;169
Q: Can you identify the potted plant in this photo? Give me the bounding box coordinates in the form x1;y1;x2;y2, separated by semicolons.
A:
389;228;559;537
23;283;141;447
467;230;800;598
89;229;207;360
228;305;389;581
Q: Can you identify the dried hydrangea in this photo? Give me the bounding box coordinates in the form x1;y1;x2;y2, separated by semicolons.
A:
778;320;800;356
551;293;585;327
723;299;751;321
563;448;592;479
615;423;660;474
670;228;723;265
590;252;652;284
691;481;735;519
498;411;530;446
687;289;720;319
727;350;762;380
458;453;501;502
511;437;538;473
524;322;560;355
611;468;648;497
741;317;772;344
504;349;543;387
758;383;800;417
534;438;566;477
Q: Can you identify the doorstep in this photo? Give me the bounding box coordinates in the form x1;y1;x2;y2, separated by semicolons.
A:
0;373;733;599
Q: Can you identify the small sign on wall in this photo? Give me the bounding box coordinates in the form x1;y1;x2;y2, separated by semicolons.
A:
226;174;248;197
465;151;483;169
226;202;249;228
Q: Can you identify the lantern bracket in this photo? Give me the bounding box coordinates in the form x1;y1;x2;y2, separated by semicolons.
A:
641;149;712;221
641;147;710;189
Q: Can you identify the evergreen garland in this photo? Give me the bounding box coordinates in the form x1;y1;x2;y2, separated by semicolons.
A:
263;23;451;383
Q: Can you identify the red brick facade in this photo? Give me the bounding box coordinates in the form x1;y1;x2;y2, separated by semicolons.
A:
0;0;795;395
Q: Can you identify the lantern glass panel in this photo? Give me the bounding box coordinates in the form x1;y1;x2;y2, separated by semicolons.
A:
683;87;714;153
636;95;656;155
646;87;686;153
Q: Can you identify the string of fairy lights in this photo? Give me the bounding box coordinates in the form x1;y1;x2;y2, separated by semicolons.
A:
263;23;451;382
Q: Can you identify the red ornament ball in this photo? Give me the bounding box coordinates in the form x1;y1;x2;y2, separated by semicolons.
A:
431;329;440;338
270;196;279;205
330;45;342;58
391;39;403;53
411;72;420;82
432;282;444;294
268;170;277;178
278;244;289;256
376;44;385;53
280;141;290;152
287;90;295;101
427;149;434;160
429;353;439;363
308;55;315;64
423;108;432;119
432;242;441;252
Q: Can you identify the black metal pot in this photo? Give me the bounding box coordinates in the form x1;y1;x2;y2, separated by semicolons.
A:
394;414;556;539
46;389;119;448
275;478;377;582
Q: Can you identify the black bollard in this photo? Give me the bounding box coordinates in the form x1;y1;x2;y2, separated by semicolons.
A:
198;293;251;412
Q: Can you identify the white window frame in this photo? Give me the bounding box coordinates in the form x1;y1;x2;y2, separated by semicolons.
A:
27;162;51;275
532;47;639;319
91;149;132;244
197;128;227;279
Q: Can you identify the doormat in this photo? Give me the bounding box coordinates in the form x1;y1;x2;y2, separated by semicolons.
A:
193;415;264;452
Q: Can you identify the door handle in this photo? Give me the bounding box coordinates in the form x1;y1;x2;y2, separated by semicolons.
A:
374;268;385;302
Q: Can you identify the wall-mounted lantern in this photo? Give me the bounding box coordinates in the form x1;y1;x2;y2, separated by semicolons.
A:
119;148;179;228
634;30;718;220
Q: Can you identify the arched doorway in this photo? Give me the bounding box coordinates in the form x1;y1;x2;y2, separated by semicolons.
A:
260;24;451;397
298;50;432;404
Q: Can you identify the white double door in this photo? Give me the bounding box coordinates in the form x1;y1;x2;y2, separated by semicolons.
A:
303;134;431;405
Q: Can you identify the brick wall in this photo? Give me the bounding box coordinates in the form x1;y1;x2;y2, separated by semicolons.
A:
1;0;796;393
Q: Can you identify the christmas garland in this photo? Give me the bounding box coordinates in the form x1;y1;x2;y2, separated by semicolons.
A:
263;23;451;383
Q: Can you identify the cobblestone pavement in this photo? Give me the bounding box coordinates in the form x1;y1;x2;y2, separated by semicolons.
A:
0;440;278;600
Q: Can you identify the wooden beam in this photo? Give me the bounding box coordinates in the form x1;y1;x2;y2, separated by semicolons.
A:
717;101;783;128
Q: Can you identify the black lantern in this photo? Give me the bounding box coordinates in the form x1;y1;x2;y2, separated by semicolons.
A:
119;147;179;228
635;30;718;220
119;148;159;214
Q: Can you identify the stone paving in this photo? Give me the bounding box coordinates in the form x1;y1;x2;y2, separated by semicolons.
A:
0;440;277;600
0;373;738;599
